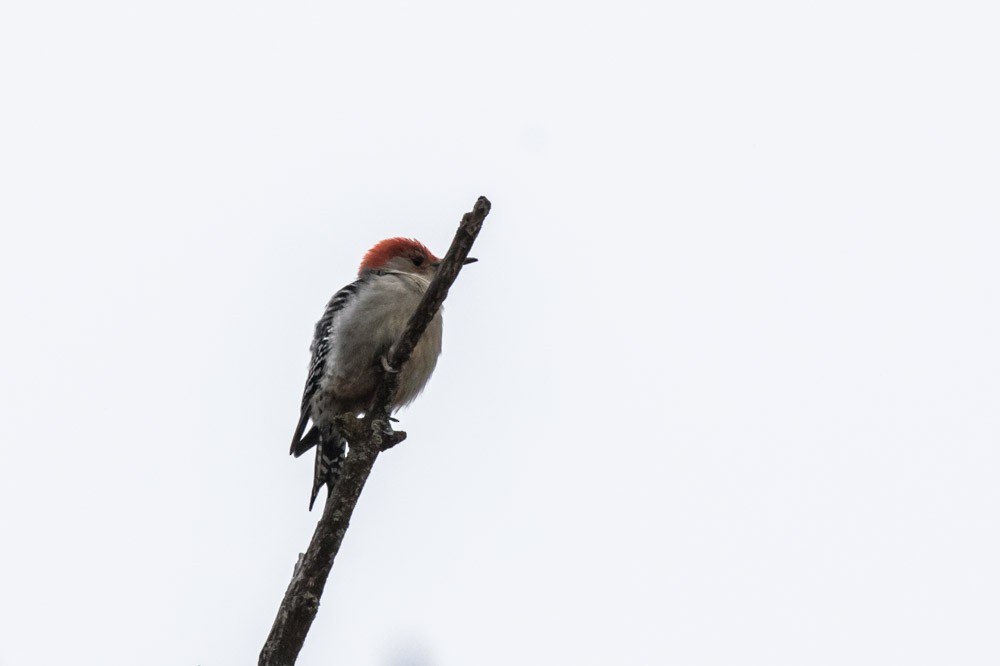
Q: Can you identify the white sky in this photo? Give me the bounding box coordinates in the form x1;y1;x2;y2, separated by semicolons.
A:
1;1;998;665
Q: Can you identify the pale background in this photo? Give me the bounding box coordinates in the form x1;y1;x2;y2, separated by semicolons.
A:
1;1;998;665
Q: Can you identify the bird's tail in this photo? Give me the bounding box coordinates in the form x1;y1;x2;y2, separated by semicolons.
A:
309;428;348;511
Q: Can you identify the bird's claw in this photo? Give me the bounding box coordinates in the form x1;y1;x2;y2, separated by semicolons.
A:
381;355;399;374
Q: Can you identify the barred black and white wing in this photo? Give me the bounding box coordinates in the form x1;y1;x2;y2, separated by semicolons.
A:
289;277;366;456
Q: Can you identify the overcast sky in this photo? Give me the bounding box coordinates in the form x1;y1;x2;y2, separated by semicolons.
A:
1;1;998;665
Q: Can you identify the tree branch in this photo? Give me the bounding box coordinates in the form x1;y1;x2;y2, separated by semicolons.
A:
259;196;492;666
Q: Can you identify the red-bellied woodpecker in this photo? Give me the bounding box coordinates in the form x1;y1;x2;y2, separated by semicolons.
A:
289;237;477;509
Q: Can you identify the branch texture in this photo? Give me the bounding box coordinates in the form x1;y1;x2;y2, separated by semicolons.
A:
259;196;491;666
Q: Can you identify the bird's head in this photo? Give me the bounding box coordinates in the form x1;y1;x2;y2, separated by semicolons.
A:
358;237;477;277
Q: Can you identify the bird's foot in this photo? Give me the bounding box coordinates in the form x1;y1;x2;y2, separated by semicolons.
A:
380;355;400;374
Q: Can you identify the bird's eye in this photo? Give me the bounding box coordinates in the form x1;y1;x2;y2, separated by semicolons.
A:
412;256;424;266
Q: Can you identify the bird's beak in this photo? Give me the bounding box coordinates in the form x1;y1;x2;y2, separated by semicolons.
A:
431;257;478;269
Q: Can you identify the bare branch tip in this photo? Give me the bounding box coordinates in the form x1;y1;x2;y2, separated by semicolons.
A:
379;430;408;452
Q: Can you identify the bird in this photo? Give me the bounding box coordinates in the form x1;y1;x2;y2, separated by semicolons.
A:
289;237;477;509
